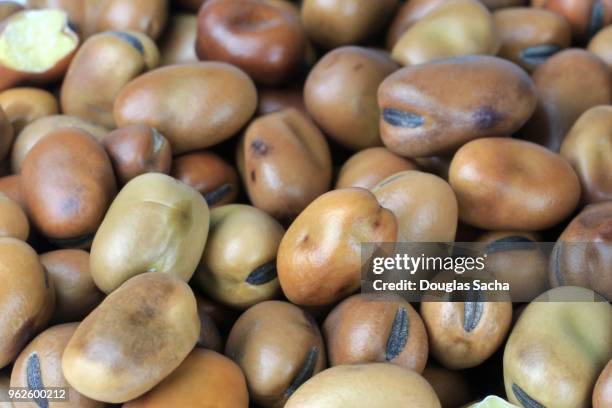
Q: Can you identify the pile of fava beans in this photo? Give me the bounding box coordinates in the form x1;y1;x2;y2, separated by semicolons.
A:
0;0;611;407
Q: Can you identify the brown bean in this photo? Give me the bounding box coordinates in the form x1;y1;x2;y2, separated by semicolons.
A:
518;48;612;152
114;62;257;154
304;46;398;150
477;231;549;301
11;114;108;174
124;349;248;408
61;31;160;128
392;0;500;66
421;365;473;408
323;293;428;373
10;323;104;408
449;137;581;231
21;128;117;245
197;0;306;85
277;188;397;306
301;0;399;49
0;175;24;211
226;301;326;407
285;363;441;408
560;105;612;203
588;25;612;66
195;295;223;351
0;238;53;369
238;108;332;221
336;147;418;190
171;151;239;208
103;124;172;185
195;204;284;309
62;273;200;403
0;88;59;134
536;0;612;41
159;14;198;66
594;360;612;408
421;300;512;369
257;87;308;117
373;170;458;242
378;55;537;157
493;7;571;71
0;192;28;240
40;249;105;323
504;286;612;408
550;202;612;301
386;0;446;49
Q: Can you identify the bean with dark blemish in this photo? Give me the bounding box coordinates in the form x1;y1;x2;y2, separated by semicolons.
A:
0;238;53;369
62;273;200;404
226;301;326;408
378;55;537;157
504;287;612;407
540;0;612;41
21;128;116;246
323;294;428;373
237;108;332;221
195;204;284;309
421;300;512;369
10;323;104;408
171;151;240;209
493;7;571;71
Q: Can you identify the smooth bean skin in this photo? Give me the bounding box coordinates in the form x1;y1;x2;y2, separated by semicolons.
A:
225;301;326;408
550;202;612;301
0;175;24;210
421;365;472;408
477;231;548;301
421;301;513;369
378;55;537;158
392;0;500;66
159;14;198;66
504;287;612;408
386;0;446;49
588;25;612;66
123;349;248;408
21;128;117;245
373;171;458;242
277;188;397;306
493;7;571;71
0;238;53;369
323;294;429;373
449;137;581;231
304;47;398;150
594;360;612;408
103;124;172;185
336;147;418;190
114;62;257;154
40;249;105;323
62;273;200;404
560;105;612;203
535;0;612;41
10;323;104;408
301;0;399;49
285;363;441;408
238;108;332;221
0;87;59;134
171;151;239;208
518;48;612;152
195;204;284;309
11;114;108;174
196;0;306;85
0;192;28;240
61;31;160;128
90;173;209;294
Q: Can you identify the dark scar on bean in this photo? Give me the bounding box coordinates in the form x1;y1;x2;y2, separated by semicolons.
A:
383;108;424;128
386;307;409;361
245;260;277;285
